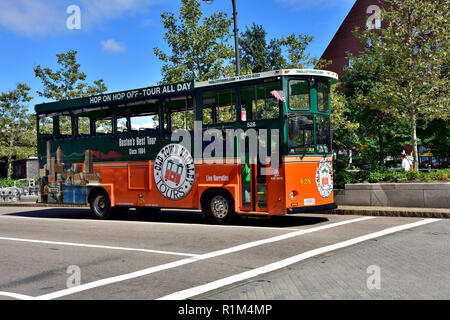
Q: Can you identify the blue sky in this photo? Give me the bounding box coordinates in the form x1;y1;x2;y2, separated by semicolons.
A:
0;0;356;110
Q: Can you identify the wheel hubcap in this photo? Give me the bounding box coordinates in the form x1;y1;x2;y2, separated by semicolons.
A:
211;195;228;219
94;195;107;216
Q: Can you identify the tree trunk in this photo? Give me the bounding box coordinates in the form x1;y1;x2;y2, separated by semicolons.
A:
6;155;12;180
411;112;419;171
379;131;384;167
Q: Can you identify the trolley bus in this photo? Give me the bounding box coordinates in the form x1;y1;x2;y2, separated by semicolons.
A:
35;69;338;224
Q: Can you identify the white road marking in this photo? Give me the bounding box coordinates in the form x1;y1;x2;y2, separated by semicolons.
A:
35;216;374;300
0;236;198;257
0;291;34;300
157;218;441;300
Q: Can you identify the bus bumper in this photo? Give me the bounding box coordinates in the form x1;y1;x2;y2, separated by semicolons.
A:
287;203;337;214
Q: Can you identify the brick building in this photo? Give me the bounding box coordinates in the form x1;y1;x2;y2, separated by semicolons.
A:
320;0;384;78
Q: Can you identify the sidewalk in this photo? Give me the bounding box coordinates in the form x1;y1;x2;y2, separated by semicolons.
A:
325;205;450;219
197;219;450;300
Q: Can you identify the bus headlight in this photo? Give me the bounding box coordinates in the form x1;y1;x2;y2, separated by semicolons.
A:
290;190;298;199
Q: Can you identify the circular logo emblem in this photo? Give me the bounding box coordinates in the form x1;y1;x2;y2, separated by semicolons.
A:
153;144;195;201
315;158;333;198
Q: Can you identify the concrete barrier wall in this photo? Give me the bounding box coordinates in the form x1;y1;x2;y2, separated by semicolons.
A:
334;183;450;209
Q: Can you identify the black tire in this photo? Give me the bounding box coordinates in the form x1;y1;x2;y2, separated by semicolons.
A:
202;190;235;225
89;190;112;220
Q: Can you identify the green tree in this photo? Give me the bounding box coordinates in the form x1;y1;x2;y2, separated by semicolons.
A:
34;49;108;134
418;118;450;165
239;23;327;74
153;0;235;83
0;84;35;179
239;23;287;73
34;50;107;101
348;0;449;170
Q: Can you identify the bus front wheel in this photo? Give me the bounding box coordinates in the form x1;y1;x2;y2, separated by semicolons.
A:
89;190;112;220
203;191;235;225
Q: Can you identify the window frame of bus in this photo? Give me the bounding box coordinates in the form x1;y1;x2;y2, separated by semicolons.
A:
316;79;330;114
58;112;73;136
287;79;310;111
200;86;238;126
37;114;54;136
165;95;194;132
315;114;331;153
239;80;281;121
286;114;315;154
115;100;160;134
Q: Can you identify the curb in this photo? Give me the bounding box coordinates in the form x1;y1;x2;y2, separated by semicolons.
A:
324;205;450;219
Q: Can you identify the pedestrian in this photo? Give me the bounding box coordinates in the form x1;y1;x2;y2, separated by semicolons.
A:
401;152;411;171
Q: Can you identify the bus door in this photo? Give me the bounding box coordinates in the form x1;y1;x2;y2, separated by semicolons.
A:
240;153;268;213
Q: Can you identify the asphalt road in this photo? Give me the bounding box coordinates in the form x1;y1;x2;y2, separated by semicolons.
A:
0;206;447;300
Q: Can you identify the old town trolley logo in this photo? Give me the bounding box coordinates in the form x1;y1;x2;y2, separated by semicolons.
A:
154;144;195;201
315;158;333;198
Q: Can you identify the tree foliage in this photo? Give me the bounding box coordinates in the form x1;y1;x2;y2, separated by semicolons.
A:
346;0;449;169
0;84;35;178
239;23;326;74
153;0;235;83
34;49;108;134
34;49;107;101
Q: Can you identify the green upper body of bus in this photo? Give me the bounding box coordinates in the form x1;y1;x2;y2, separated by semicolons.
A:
35;69;338;163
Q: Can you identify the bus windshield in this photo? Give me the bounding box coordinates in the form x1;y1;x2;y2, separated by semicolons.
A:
287;114;315;153
287;114;331;154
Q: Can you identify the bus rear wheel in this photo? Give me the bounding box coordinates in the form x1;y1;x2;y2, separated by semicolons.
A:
89;190;112;220
203;191;235;225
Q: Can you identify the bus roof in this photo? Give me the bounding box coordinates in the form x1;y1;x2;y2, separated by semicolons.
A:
194;69;338;87
35;69;338;115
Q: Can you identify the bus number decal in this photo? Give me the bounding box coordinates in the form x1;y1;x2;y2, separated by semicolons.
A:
153;144;195;201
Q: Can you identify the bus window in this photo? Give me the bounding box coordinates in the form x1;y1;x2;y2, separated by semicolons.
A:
240;82;280;120
217;89;236;123
39;115;53;135
59;114;72;136
316;115;331;153
202;88;236;124
317;81;330;113
287;114;314;154
202;108;214;125
130;114;159;132
77;116;91;135
116;117;128;134
289;80;310;111
95;119;112;134
171;110;194;131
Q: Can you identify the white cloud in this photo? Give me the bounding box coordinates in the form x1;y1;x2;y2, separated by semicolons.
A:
0;0;65;36
275;0;355;10
0;0;160;36
101;39;126;53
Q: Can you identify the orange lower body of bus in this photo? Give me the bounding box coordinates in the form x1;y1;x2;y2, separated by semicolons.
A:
88;155;336;216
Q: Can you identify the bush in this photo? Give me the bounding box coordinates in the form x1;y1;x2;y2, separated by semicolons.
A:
334;170;358;189
334;168;450;187
0;178;36;188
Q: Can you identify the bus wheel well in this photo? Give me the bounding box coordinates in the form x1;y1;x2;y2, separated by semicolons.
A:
200;188;234;211
87;187;109;204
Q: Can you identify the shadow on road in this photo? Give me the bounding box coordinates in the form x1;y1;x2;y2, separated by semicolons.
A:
5;208;329;228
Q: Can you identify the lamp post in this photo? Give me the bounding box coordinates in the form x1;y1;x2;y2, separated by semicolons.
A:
204;0;241;76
